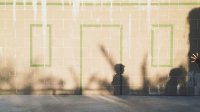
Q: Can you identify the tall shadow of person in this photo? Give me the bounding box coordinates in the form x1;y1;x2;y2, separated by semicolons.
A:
188;8;200;95
111;64;129;95
188;8;200;71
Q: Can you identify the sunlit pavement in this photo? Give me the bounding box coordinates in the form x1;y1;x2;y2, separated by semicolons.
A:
0;95;199;112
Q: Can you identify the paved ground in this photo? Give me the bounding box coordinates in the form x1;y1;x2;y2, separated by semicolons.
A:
0;95;199;112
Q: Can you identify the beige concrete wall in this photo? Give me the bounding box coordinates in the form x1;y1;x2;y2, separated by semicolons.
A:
0;0;196;95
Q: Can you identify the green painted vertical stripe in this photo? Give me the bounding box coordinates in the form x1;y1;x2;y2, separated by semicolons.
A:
151;29;154;67
49;25;52;67
80;25;83;95
120;25;123;95
120;25;123;63
30;24;33;66
170;25;173;66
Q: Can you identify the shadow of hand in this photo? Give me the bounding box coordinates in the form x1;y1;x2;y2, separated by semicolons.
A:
191;52;200;68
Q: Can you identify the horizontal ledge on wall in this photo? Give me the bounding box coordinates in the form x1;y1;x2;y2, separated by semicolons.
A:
1;2;200;6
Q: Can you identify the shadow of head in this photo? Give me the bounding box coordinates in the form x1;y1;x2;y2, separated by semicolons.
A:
188;8;200;35
114;64;125;74
170;68;181;78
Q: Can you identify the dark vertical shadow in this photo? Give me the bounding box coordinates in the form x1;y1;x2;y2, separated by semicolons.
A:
187;8;200;95
69;67;81;95
58;79;64;90
188;8;200;71
141;54;149;95
22;71;34;95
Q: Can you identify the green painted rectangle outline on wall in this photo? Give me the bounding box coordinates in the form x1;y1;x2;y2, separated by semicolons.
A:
30;24;52;67
80;24;123;94
151;24;173;67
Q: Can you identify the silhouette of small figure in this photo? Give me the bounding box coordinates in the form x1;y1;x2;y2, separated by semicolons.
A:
112;64;129;95
164;68;182;96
